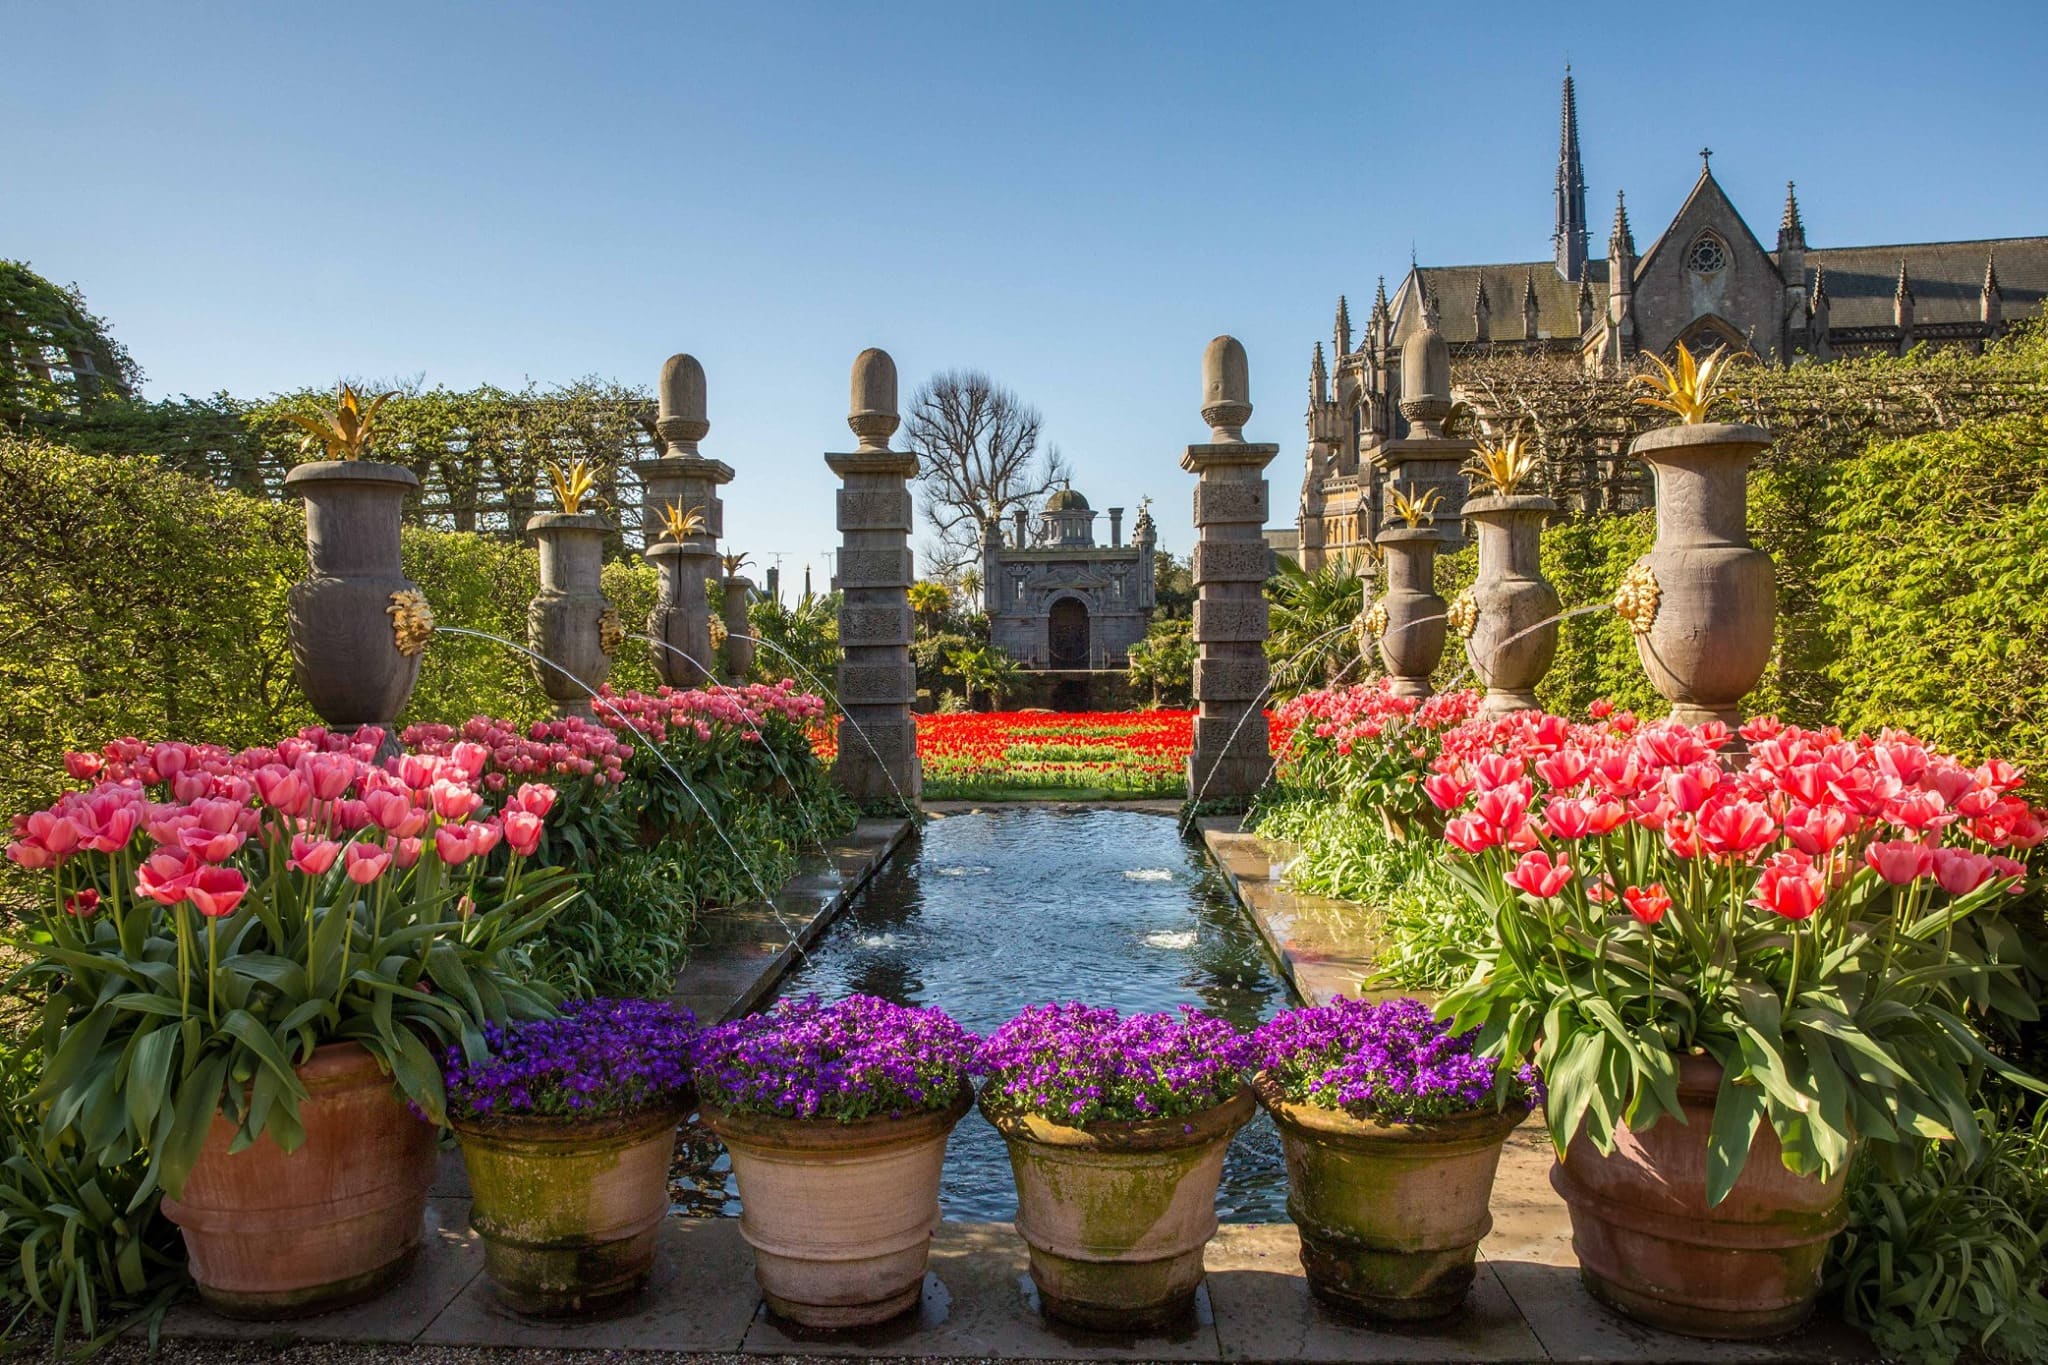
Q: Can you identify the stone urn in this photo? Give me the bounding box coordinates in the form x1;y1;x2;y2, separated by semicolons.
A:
983;1088;1255;1332
283;461;425;745
702;1088;971;1328
526;512;614;716
1623;423;1775;730
1550;1054;1848;1338
1255;1075;1529;1321
1459;494;1560;715
1371;526;1447;698
721;575;755;684
645;543;714;687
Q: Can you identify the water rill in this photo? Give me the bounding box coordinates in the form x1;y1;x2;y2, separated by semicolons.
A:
641;353;730;690
826;348;922;806
1183;336;1278;802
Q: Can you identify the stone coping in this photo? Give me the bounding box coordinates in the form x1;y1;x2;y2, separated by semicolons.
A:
670;816;913;1023
154;1203;1872;1361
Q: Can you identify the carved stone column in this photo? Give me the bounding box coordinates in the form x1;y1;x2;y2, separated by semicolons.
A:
638;354;731;687
827;349;921;806
526;511;615;716
1182;336;1278;802
721;575;755;684
1375;312;1474;548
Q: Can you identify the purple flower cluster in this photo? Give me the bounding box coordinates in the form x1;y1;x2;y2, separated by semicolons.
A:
975;1003;1250;1127
1252;996;1532;1123
444;997;697;1121
691;994;976;1122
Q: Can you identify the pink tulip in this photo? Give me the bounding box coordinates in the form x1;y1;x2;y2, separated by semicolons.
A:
395;754;439;790
289;835;343;876
299;753;355;802
1423;771;1473;811
178;826;245;863
502;810;544;858
434;825;475;866
1444;815;1499;854
1864;839;1933;885
1785;805;1856;858
63;889;100;917
253;765;312;817
186;865;248;919
1541;796;1594;841
1623;883;1671;926
1697;800;1777;859
1750;852;1825;921
511;783;557;819
449;742;490;781
1506;850;1573;899
364;788;414;834
469;819;504;857
136;849;203;905
62;751;104;782
430;781;483;822
172;770;214;803
1932;848;1995;897
24;811;82;858
344;842;392;885
391;836;423;870
5;839;54;870
149;742;191;780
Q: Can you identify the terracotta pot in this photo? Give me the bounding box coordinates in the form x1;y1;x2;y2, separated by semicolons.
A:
526;511;615;718
1624;423;1775;731
284;461;424;745
984;1087;1255;1332
703;1086;970;1328
1255;1074;1528;1320
160;1041;436;1318
1550;1053;1849;1338
1373;527;1446;699
1460;494;1560;715
453;1104;684;1316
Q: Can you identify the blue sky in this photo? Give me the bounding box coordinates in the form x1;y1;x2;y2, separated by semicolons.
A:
8;1;2043;585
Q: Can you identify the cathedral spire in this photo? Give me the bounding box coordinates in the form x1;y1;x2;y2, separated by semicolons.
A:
1553;67;1589;282
1334;295;1352;357
1810;265;1828;308
1894;258;1914;306
1310;341;1328;406
1608;190;1635;259
1778;181;1804;243
1983;252;2002;299
1982;253;2004;328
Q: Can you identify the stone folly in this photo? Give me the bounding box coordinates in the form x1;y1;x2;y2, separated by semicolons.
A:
526;511;615;716
640;354;731;688
1182;336;1278;802
828;349;922;806
982;485;1157;670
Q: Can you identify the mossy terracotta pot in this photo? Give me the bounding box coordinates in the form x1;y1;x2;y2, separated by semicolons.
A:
1550;1053;1849;1338
160;1042;436;1318
703;1086;971;1329
983;1087;1255;1332
452;1104;685;1316
1255;1074;1528;1320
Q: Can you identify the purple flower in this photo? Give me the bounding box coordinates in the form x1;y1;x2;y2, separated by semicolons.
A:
1251;996;1534;1123
444;997;697;1121
691;994;977;1122
975;1002;1249;1126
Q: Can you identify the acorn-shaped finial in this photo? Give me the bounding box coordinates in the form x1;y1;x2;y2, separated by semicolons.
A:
1201;336;1252;442
848;348;899;452
656;354;709;453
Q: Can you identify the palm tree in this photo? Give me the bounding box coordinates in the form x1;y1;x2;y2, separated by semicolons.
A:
1266;556;1369;698
954;644;1022;712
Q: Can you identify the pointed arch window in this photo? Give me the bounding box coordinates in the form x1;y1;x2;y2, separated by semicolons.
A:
1685;233;1728;275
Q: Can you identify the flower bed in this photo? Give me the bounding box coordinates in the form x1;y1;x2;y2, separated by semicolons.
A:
900;709;1287;800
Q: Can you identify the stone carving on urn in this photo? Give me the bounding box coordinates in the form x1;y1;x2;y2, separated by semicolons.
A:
282;388;427;754
1458;438;1560;714
1622;421;1775;730
525;507;614;717
1182;335;1278;801
639;353;732;687
1371;524;1447;699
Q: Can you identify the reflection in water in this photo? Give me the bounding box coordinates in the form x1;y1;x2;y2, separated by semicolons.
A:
672;807;1296;1221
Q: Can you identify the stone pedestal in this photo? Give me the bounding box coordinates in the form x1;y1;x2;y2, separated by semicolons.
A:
526;511;615;716
284;460;425;749
1373;527;1447;699
721;576;756;684
640;354;732;688
1182;336;1278;802
828;349;921;806
1459;495;1559;715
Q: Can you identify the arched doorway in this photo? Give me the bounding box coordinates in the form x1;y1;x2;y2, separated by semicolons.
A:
1048;597;1090;670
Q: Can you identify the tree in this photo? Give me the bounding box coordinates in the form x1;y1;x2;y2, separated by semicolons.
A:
1126;619;1195;707
1266;556;1369;698
953;644;1023;712
902;370;1070;575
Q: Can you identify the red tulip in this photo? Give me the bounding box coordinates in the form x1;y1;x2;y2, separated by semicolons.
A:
136;849;203;905
1506;850;1573;899
1423;772;1472;811
1541;796;1595;841
186;865;248;918
63;888;100;917
1864;839;1933;885
1750;852;1825;921
1785;805;1856;857
1623;882;1671;926
1697;800;1777;859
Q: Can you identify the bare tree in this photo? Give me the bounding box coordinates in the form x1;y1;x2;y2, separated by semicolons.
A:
902;370;1071;575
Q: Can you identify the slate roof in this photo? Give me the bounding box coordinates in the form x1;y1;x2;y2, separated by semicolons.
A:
1799;237;2048;330
1388;261;1610;346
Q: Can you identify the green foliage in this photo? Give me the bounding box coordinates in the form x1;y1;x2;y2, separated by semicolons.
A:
1829;1099;2048;1365
0;262;138;428
1266;557;1368;699
1127;618;1194;706
747;591;841;705
0;1033;183;1355
1816;413;2048;774
953;644;1022;710
1152;550;1194;619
